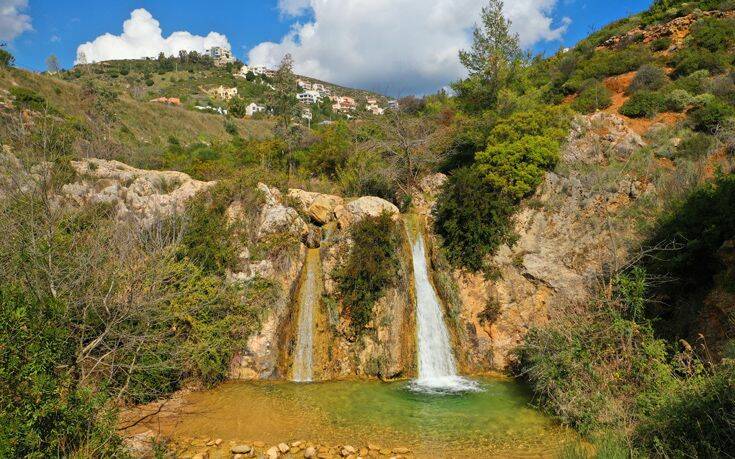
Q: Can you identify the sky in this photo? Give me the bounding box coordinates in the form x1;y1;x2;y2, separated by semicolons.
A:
2;0;653;95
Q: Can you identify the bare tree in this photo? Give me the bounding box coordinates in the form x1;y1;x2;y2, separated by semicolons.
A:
366;110;439;200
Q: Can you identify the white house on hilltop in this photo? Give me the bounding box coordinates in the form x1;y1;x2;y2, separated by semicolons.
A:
207;47;235;67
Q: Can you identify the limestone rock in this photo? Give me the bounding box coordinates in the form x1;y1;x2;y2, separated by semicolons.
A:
334;196;399;229
59;158;215;227
278;442;290;453
258;203;309;239
267;445;280;459
304;446;317;458
565;113;644;164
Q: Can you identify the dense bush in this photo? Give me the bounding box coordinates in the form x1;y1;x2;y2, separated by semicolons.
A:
477;135;560;198
627;65;668;94
663;88;693;112
0;286;122;457
650;36;672;52
10;87;48;111
689;98;735;132
336;212;401;333
671;48;729;77
689;17;735;52
571;80;613;113
515;268;677;436
636;362;735;457
677;132;714;158
434;167;516;271
673;69;711;95
562;47;651;94
619;90;665;118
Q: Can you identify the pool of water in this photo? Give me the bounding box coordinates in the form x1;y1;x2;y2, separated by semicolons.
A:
139;377;579;458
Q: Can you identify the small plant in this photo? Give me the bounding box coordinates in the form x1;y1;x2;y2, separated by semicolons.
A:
572;80;613;113
478;299;501;325
627;65;668;94
677;132;714;158
650;36;672;52
664;89;692;112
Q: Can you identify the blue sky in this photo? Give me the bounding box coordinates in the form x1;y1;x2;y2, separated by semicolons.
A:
3;0;653;94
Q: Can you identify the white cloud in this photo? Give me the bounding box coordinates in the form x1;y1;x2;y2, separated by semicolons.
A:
0;0;32;42
75;8;231;64
249;0;569;95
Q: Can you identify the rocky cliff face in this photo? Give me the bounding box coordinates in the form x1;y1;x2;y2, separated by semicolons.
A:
434;113;656;371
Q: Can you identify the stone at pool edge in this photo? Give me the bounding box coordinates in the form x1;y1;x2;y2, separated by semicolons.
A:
231;444;252;454
304;446;317;458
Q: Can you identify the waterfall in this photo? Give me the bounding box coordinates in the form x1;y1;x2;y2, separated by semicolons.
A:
405;217;478;393
292;249;322;382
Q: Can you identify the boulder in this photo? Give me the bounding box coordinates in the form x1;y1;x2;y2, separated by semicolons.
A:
304;446;317;458
308;194;344;224
418;173;447;195
334;196;399;229
267;445;280;459
258;204;309;239
287;188;344;224
278;442;290;453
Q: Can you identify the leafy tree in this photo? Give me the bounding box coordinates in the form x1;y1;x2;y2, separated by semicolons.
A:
45;54;60;74
454;0;523;111
228;96;249;118
0;43;14;67
268;53;299;128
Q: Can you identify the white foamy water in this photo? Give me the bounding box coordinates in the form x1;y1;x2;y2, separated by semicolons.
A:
407;222;479;394
292;249;321;382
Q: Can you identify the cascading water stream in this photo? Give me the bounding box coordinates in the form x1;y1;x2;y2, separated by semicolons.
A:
292;249;322;382
405;216;479;393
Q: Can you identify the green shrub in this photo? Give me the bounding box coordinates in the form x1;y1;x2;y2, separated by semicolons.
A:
689;17;735;52
0;286;122;457
336;212;401;333
619;90;665;118
650;36;672;51
178;186;239;275
563;46;651;94
434;167;516;271
663;88;692;112
514;268;677;435
689;98;735;132
145;78;155;86
571;80;613;113
10;87;48;111
477;135;560;198
636;362;735;457
673;69;711;95
671;48;728;77
677;132;714;158
628;65;668;94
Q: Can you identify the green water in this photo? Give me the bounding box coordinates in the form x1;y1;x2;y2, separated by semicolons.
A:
157;377;578;458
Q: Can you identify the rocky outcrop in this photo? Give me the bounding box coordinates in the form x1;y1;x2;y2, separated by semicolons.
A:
442;113;655;371
411;172;447;214
61;158;215;227
600;10;735;51
334;196;400;229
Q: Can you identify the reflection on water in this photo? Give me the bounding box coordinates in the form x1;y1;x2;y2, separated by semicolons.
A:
140;378;579;458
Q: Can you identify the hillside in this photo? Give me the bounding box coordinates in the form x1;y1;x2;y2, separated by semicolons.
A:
1;0;735;458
